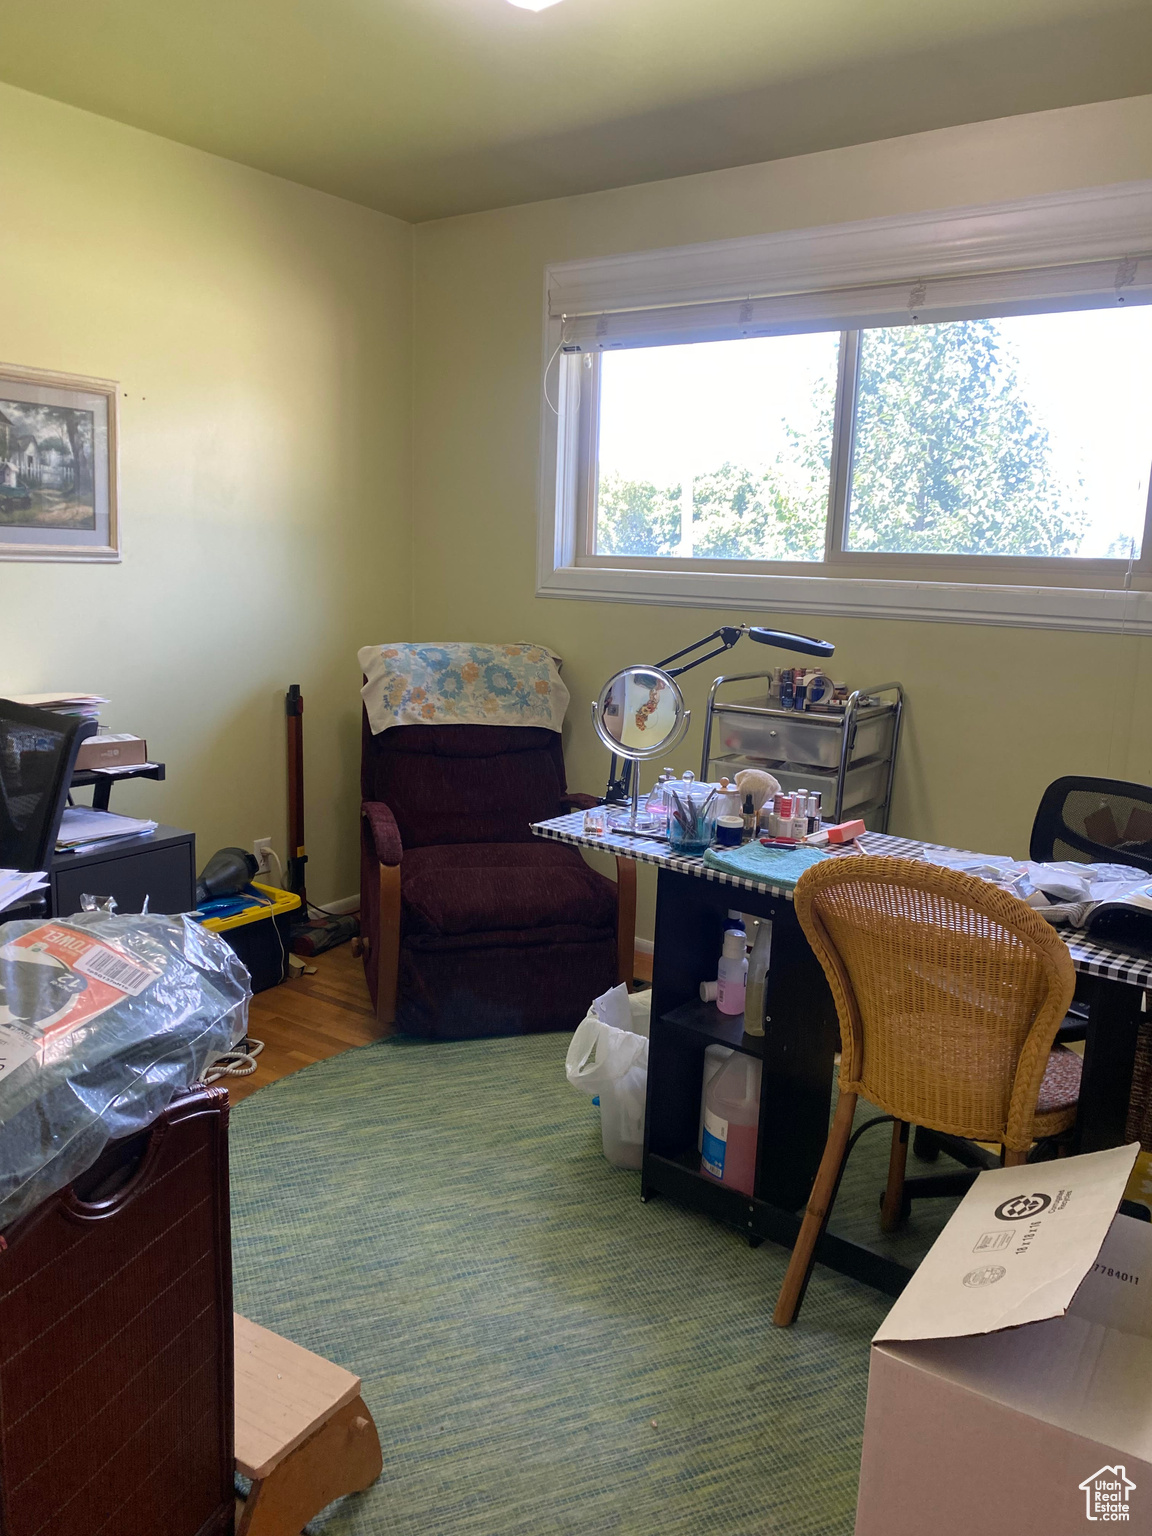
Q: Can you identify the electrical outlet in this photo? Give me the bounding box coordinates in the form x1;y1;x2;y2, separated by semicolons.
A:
253;837;274;874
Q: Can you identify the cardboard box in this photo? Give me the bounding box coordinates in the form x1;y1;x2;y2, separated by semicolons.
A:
855;1143;1150;1535
73;734;148;772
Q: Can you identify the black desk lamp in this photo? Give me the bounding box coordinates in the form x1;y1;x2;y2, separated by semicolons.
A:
601;624;834;805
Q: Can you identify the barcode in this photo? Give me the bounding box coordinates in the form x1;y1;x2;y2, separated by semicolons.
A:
75;944;156;996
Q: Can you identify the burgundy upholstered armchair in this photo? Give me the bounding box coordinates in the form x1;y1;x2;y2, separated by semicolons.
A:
358;714;637;1039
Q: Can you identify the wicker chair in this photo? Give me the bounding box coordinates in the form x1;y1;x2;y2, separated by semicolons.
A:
772;856;1078;1328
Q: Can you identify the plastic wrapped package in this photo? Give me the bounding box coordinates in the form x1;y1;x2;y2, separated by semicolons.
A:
0;911;250;1231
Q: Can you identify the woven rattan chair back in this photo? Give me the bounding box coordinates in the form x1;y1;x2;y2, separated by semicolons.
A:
793;856;1076;1153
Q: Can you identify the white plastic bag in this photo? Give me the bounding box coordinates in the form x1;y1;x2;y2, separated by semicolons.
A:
565;986;651;1169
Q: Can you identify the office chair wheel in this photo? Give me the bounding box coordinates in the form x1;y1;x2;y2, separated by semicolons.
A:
912;1125;940;1162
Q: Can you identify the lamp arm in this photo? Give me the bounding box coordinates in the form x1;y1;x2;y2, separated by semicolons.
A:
656;624;834;680
656;627;742;675
663;640;743;679
597;624;834;803
604;753;632;804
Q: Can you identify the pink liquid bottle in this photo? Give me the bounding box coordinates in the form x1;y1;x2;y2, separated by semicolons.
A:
700;1052;762;1197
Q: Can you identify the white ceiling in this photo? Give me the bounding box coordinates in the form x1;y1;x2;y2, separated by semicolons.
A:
0;0;1148;221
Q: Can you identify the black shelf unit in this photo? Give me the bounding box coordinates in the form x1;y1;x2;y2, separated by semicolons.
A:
660;997;765;1057
70;761;167;812
50;824;195;918
642;863;913;1299
2;763;192;921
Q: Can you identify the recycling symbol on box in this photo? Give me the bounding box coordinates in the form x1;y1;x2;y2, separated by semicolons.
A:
994;1193;1052;1222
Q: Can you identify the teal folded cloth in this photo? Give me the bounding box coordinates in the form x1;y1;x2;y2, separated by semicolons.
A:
702;841;830;888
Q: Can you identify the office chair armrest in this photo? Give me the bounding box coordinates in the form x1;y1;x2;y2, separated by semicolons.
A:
561;792;601;812
361;801;402;867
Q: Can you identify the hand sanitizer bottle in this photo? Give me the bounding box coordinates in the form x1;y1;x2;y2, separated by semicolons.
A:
715;929;748;1015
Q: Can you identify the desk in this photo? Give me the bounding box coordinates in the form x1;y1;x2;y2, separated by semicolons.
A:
50;823;195;916
533;812;1151;1295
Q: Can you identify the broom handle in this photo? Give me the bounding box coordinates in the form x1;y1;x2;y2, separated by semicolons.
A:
286;684;308;909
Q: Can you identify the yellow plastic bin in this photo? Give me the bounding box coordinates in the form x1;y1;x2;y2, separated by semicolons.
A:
199;883;301;992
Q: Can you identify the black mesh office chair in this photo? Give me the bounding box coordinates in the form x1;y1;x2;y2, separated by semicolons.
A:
1030;776;1152;874
0;699;96;877
903;777;1152;1218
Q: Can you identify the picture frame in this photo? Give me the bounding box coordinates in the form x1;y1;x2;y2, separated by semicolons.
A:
0;362;119;562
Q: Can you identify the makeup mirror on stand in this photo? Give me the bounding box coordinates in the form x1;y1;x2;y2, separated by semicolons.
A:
591;666;690;832
592;625;836;817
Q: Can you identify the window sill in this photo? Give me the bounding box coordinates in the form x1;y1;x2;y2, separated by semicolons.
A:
536;561;1152;634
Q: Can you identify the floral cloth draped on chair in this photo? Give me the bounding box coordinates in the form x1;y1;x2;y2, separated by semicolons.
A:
358;643;570;736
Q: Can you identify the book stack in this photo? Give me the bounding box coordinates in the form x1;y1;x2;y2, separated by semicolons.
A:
6;693;107;722
55;808;157;854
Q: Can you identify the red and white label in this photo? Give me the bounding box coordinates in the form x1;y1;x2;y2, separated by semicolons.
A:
0;923;157;1043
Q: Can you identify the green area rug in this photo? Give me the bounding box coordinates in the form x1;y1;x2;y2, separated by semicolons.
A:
230;1035;959;1535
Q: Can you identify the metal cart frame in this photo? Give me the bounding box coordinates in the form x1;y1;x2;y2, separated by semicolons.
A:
700;674;905;830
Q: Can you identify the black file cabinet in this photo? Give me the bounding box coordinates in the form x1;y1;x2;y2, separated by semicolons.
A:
49;825;195;917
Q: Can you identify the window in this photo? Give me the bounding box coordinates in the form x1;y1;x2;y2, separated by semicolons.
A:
583;308;1152;572
539;185;1152;631
595;333;838;563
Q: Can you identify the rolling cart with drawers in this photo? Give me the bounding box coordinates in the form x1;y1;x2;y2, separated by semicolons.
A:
700;674;904;831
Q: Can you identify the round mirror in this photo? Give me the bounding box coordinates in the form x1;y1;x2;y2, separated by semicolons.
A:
591;666;690;760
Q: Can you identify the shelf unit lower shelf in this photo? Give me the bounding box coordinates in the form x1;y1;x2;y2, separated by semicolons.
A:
646;998;912;1299
642;1151;911;1299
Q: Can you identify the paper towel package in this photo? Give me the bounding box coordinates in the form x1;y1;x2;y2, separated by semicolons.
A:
855;1144;1152;1536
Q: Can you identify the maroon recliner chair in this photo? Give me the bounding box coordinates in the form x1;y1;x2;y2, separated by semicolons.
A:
358;715;636;1039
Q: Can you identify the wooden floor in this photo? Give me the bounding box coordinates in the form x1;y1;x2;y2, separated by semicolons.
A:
227;945;383;1104
228;945;654;1105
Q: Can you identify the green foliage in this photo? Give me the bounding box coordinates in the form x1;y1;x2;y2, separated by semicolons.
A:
595;472;681;555
691;461;825;561
595;319;1086;561
848;321;1085;556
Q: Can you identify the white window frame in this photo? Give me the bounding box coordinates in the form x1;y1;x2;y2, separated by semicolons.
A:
536;182;1152;634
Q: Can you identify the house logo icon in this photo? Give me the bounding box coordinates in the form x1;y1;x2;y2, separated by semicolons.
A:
1079;1465;1135;1521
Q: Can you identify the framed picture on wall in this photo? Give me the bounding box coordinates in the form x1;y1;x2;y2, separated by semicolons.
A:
0;363;119;562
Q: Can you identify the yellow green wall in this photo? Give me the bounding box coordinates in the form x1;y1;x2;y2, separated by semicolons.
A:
5;83;1152;922
411;96;1152;934
0;82;413;904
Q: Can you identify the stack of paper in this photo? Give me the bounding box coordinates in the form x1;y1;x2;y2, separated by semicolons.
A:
0;870;48;913
5;692;107;721
55;807;157;854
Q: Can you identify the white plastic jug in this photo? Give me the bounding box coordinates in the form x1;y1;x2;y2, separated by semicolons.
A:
700;1052;762;1196
697;1044;734;1152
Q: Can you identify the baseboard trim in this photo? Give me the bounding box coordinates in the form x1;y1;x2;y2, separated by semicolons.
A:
306;892;359;916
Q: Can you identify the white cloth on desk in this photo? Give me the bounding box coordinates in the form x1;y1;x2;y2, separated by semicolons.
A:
900;846;1147;927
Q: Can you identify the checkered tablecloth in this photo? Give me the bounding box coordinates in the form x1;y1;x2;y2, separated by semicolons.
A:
531;813;1152;990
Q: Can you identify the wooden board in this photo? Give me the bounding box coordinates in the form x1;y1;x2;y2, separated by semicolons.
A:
234;1314;363;1480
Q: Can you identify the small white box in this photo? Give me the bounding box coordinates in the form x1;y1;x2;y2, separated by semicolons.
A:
855;1143;1151;1536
